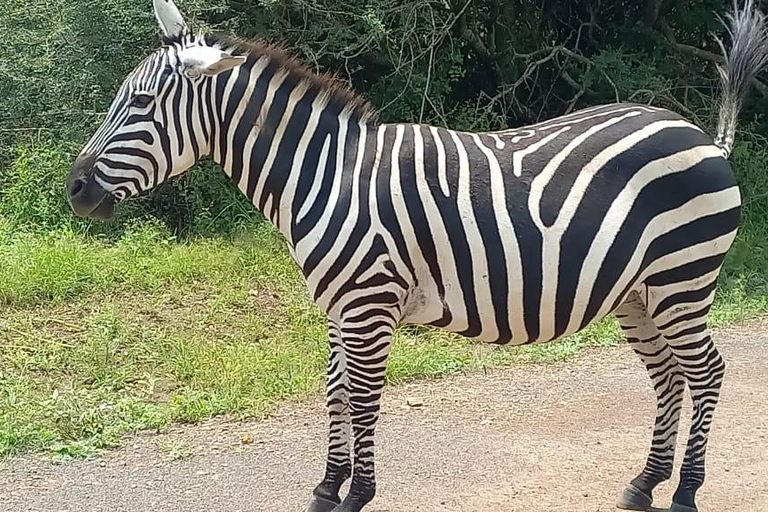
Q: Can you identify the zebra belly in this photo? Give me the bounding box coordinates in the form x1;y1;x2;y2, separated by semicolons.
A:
399;233;619;346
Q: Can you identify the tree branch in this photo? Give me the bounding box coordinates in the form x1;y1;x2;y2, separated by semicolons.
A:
453;1;503;83
641;0;665;26
659;17;768;98
660;18;724;63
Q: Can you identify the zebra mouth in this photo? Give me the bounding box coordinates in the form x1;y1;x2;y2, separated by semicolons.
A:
83;194;115;220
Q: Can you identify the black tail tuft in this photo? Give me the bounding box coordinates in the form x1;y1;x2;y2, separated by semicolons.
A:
714;0;768;158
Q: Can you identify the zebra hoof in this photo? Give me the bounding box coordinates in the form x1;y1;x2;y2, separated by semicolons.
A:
616;484;653;510
668;503;697;512
306;495;340;512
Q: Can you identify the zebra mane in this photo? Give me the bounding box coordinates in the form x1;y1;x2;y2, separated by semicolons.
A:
184;33;379;124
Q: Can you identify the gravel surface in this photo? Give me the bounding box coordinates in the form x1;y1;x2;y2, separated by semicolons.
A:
1;320;766;512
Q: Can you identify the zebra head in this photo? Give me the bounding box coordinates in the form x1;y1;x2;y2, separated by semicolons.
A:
66;0;245;219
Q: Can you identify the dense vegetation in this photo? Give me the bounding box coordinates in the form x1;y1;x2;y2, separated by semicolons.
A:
2;0;768;238
0;0;767;457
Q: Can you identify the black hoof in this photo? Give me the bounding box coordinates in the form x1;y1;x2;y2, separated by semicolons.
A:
306;496;340;512
616;484;653;511
669;503;697;512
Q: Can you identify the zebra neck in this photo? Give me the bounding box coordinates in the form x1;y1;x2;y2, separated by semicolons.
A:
210;62;371;248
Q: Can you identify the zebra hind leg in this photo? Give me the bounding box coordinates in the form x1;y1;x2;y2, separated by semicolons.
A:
647;280;725;512
615;291;686;511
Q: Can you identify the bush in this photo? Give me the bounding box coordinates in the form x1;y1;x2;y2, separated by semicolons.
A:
0;139;262;238
1;0;767;238
0;142;81;231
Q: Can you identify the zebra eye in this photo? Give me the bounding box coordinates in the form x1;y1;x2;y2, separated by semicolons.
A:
130;94;154;109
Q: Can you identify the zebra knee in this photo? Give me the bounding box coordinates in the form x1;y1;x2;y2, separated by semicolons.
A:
658;369;686;395
711;349;726;381
687;346;726;394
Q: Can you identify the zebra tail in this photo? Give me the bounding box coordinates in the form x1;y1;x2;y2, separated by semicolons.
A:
713;0;768;158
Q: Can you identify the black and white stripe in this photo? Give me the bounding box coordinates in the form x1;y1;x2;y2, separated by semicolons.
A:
68;1;768;512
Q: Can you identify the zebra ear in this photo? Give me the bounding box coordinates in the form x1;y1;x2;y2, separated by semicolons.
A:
153;0;189;38
178;46;247;78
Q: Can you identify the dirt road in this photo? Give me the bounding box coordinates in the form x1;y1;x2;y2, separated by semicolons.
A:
1;320;767;512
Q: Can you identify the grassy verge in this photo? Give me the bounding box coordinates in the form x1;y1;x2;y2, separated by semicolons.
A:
1;220;766;460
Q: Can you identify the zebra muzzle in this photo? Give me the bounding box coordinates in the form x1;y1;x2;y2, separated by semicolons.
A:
67;155;115;220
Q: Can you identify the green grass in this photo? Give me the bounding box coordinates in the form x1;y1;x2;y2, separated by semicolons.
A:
0;217;766;460
160;439;195;461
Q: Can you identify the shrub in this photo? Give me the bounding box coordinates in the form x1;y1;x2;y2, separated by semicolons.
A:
1;0;767;237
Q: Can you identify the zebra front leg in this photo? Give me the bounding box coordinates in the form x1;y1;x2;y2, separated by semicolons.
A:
615;292;685;511
308;322;352;512
331;309;396;512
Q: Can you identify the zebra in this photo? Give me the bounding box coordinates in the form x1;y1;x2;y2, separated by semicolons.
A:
65;1;767;511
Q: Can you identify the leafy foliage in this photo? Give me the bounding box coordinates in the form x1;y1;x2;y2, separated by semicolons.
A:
0;0;767;236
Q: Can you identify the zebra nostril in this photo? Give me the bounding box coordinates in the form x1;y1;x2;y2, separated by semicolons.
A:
69;178;86;198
